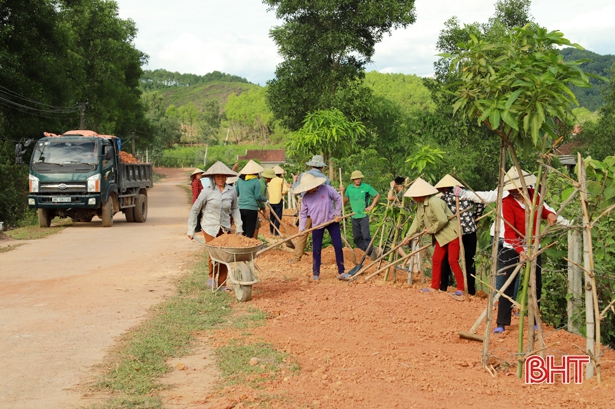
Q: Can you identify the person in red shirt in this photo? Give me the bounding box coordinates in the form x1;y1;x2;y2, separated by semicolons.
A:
190;168;205;232
494;168;557;334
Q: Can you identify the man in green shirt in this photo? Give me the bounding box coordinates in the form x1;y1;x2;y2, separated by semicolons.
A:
341;170;380;258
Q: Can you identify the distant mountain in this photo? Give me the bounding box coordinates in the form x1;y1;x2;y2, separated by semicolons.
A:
141;69;250;91
560;48;615;112
141;69;259;111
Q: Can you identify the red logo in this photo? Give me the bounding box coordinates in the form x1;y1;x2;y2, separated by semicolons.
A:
524;355;590;384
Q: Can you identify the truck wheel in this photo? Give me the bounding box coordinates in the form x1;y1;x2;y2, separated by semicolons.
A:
101;198;114;227
134;194;148;223
124;207;135;222
38;209;52;227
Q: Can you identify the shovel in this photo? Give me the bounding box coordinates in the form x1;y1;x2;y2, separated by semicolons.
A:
344;223;383;277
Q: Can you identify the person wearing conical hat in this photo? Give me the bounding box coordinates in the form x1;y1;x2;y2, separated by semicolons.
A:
273;165;285;177
452;167;568;292
262;168;287;236
235;160;268;238
341;170;380;259
190;168;205;204
401;177;465;299
434;174;485;295
294;173;345;280
187;161;242;289
190;168;206;233
496;168;557;334
289;154;332;263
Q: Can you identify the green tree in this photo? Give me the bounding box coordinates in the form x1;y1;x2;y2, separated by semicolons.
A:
264;0;417;130
363;71;435;117
142;93;182;149
198;100;223;144
287;109;366;179
225;88;275;143
0;0;146;225
64;0;147;137
445;23;595;375
177;102;199;143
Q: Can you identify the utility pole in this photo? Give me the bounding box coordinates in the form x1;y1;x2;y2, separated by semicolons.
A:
79;102;86;129
131;130;136;156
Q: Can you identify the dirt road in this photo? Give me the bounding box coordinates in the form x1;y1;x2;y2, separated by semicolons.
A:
0;168;195;409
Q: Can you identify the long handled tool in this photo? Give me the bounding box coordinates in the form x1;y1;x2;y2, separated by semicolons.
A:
260;208;295;249
363;244;430;281
348;231;426;281
264;203;295;249
339;168;358;265
256;213;354;256
344;223;384;277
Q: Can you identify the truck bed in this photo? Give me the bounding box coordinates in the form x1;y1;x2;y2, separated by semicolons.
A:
119;163;153;191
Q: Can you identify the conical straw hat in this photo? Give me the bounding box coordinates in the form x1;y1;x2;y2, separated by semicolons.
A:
503;166;537;191
404;177;438;198
226;176;238;184
203;161;237;177
239;159;265;175
190;168;205;176
435;174;461;189
293;173;327;194
273;165;285;175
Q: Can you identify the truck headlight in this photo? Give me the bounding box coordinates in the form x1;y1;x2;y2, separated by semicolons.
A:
29;174;39;192
87;173;101;193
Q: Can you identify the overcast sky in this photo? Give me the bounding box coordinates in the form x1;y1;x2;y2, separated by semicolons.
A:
115;0;615;85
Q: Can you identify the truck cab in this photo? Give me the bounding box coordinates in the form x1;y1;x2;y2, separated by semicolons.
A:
27;130;153;227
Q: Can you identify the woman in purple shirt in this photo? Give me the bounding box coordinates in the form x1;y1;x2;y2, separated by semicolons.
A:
294;174;345;281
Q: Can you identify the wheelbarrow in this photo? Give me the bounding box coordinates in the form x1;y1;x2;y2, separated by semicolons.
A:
200;240;264;302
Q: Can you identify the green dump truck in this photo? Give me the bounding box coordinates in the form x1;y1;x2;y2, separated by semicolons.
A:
27;130;153;227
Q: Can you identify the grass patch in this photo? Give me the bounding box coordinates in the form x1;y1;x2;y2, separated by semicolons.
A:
86;253;293;409
0;243;25;253
215;340;299;388
232;307;269;330
89;254;232;409
5;218;72;240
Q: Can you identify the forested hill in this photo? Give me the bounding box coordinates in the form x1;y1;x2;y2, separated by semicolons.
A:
153;81;258;112
140;69;250;91
561;47;615;111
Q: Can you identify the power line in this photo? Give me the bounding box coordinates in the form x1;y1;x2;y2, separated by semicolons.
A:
0;99;80;121
0;86;81;111
0;94;80;114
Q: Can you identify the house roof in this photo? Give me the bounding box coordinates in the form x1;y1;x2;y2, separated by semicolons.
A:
237;149;286;163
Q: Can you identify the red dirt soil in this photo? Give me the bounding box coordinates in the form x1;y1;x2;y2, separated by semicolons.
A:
208;234;262;247
204;242;615;409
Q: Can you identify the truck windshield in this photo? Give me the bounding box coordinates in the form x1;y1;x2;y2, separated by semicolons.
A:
32;140;98;165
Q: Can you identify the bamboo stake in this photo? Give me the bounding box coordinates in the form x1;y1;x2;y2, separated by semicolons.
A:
466;263;523;334
347;231;425;281
578;154;600;381
456;196;468;293
384;211;404;281
339;168;357;264
482;141;506;369
364;245;430;281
